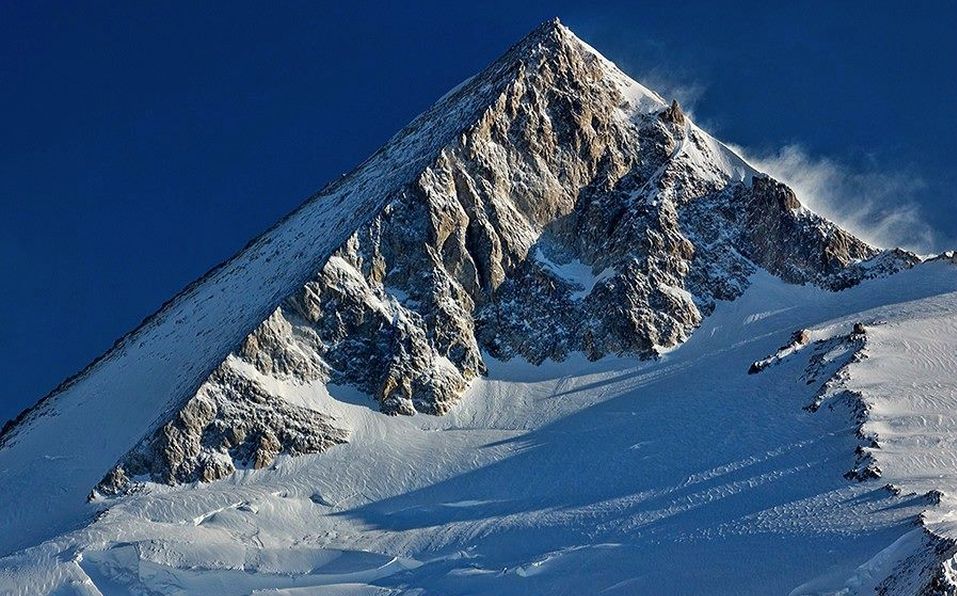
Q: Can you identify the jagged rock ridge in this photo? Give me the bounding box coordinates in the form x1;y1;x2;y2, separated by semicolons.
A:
95;19;917;495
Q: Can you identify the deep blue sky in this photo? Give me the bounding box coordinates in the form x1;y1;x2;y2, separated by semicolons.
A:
2;1;956;421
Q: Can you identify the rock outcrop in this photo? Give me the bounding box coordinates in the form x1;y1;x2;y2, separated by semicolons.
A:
93;361;347;496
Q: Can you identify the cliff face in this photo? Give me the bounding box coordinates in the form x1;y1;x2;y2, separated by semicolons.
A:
94;20;915;495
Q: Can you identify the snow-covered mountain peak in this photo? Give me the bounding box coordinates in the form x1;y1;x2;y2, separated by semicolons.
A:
495;20;764;197
503;17;667;115
1;16;911;516
2;21;949;595
71;18;915;496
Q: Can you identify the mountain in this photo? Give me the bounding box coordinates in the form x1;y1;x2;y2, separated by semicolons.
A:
2;19;956;595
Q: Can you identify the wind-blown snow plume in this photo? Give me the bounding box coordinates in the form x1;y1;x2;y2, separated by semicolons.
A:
733;144;935;253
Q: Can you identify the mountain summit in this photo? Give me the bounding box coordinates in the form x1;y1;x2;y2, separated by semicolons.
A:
3;20;953;595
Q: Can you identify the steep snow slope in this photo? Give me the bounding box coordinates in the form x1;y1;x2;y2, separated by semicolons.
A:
4;261;957;594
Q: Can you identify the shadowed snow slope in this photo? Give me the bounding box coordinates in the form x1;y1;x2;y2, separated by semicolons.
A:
2;18;957;595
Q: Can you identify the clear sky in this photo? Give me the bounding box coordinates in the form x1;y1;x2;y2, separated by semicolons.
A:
2;1;956;421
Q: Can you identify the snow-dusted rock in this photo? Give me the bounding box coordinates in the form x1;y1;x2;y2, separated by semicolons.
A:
94;359;348;496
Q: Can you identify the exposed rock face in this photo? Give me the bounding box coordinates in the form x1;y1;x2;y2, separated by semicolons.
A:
94;361;347;496
96;19;918;494
735;175;874;283
876;528;957;595
748;328;812;374
660;99;686;125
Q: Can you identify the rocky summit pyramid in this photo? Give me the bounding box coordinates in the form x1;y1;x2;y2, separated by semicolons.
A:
5;19;956;595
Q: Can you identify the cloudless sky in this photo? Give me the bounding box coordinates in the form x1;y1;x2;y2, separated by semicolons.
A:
2;1;956;421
